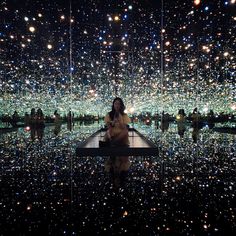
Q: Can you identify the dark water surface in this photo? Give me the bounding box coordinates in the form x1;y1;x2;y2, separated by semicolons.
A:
1;122;235;235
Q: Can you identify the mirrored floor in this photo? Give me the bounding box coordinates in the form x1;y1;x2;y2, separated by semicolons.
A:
1;121;236;235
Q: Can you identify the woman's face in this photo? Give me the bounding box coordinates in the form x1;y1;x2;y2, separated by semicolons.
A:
114;100;121;112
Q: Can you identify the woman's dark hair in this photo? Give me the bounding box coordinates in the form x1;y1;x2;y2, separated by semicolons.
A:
109;97;125;120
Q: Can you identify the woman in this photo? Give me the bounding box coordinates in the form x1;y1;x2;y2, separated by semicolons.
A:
104;97;131;146
104;97;131;188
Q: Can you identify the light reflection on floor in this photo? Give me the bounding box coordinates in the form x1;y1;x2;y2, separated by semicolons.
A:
0;121;235;235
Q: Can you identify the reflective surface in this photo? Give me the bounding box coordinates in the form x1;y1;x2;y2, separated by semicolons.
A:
1;122;236;235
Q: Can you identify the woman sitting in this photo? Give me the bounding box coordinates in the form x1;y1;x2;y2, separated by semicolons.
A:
104;97;131;146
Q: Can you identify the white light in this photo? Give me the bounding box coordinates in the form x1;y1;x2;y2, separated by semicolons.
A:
203;106;208;113
223;52;229;57
47;44;53;49
231;104;236;110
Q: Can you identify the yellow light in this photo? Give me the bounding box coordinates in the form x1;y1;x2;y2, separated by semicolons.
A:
29;26;35;33
47;44;53;49
231;104;236;110
189;63;194;67
194;0;201;6
123;211;128;216
176;115;181;120
223;52;229;57
176;176;181;181
165;41;170;46
114;16;120;21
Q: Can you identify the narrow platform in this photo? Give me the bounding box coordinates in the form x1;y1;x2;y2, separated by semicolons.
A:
76;128;158;156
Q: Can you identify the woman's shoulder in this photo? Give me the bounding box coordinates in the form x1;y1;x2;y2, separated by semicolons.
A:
122;113;129;117
122;113;131;122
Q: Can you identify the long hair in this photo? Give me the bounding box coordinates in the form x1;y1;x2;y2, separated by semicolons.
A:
109;97;125;120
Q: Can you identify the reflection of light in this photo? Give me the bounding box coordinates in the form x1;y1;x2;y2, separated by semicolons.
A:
24;126;30;131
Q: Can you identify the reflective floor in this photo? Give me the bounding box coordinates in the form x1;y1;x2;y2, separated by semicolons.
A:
1;121;236;235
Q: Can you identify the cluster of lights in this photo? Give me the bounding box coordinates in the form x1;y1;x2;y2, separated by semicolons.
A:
1;120;235;235
0;0;235;118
